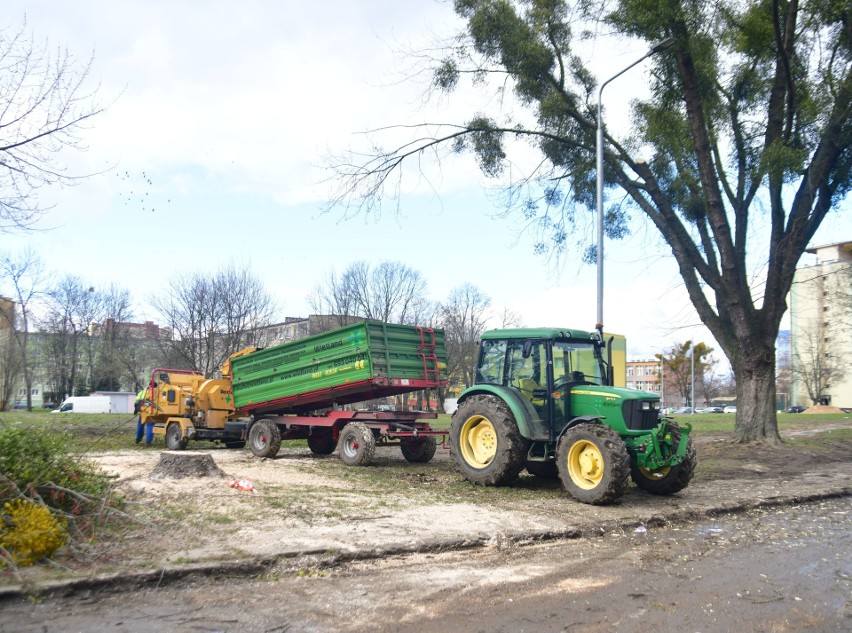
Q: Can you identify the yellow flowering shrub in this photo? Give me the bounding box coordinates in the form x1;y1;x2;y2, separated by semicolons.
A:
0;499;68;567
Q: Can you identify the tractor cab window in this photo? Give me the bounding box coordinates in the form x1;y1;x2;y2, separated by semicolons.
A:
553;339;604;386
476;339;507;384
507;339;548;408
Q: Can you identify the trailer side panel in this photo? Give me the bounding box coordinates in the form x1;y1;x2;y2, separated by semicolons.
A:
231;321;447;414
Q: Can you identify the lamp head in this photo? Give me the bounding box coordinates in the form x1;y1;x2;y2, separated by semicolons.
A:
649;36;676;54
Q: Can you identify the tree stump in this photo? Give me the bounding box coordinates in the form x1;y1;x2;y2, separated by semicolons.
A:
150;452;226;479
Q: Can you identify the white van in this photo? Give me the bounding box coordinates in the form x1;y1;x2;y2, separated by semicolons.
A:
52;395;113;414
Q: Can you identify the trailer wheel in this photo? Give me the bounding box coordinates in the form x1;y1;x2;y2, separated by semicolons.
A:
400;436;437;463
631;425;696;495
165;422;188;451
525;460;559;479
450;394;528;486
249;419;281;458
557;423;629;505
338;422;376;466
307;431;336;455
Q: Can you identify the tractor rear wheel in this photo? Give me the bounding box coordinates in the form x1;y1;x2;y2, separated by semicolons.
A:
631;426;697;495
249;419;281;458
307;431;336;455
451;394;528;486
557;423;629;504
165;422;188;451
338;422;376;466
400;436;437;463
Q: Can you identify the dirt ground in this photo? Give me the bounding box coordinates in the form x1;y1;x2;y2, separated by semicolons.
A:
3;496;848;632
3;421;851;590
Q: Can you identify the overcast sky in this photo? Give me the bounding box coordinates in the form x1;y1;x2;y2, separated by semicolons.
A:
2;1;850;368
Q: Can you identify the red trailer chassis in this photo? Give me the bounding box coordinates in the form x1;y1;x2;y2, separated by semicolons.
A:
237;409;449;466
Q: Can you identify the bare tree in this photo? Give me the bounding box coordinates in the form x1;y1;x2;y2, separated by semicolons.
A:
792;324;848;406
497;306;524;329
791;260;851;407
0;19;107;229
701;365;727;405
0;296;23;409
40;275;97;400
308;261;429;330
150;264;277;375
307;268;359;332
438;284;491;393
86;284;135;391
0;249;47;409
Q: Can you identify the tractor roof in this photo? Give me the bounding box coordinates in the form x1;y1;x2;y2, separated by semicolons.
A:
481;327;596;341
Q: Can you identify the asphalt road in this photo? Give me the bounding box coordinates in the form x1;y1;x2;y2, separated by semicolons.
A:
2;497;849;632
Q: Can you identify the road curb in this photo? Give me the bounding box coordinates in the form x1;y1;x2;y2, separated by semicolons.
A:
1;484;848;603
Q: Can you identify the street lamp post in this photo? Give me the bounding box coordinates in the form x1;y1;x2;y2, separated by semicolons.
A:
691;340;695;414
595;36;676;328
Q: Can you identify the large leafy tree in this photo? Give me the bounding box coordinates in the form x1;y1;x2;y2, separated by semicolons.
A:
329;0;851;442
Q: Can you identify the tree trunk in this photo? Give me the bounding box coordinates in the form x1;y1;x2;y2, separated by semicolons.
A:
733;347;782;444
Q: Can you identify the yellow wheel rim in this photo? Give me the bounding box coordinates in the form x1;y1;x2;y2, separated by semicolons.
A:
459;415;497;469
638;466;671;480
567;440;605;490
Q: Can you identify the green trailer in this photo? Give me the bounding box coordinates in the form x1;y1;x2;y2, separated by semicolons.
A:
228;321;449;466
231;321;447;415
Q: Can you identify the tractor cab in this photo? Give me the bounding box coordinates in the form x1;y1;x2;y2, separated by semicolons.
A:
474;328;613;439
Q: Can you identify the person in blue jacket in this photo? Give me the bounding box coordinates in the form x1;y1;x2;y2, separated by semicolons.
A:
134;388;153;445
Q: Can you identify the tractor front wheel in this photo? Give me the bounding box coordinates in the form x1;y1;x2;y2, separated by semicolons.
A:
450;394;528;486
631;426;697;495
557;423;629;504
249;419;281;458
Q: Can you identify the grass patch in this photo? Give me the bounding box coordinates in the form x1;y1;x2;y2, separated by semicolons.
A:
783;426;852;449
0;411;140;453
668;412;851;435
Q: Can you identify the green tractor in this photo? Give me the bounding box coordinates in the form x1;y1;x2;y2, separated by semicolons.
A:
450;327;696;504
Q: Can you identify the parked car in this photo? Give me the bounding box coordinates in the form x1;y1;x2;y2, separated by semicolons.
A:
787;405;807;413
706;406;724;413
671;407;693;414
11;401;27;410
723;405;737;413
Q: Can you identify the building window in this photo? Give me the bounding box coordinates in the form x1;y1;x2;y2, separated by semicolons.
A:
31;388;39;396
